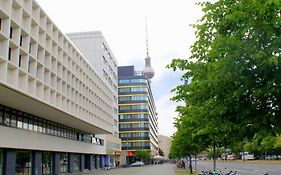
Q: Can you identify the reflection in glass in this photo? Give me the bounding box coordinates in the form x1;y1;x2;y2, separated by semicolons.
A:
16;150;32;175
59;153;68;173
17;117;23;128
42;152;52;175
4;113;10;126
73;154;80;171
10;114;17;127
0;111;3;124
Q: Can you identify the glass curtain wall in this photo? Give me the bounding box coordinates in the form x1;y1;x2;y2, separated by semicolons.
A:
16;150;32;175
42;152;52;175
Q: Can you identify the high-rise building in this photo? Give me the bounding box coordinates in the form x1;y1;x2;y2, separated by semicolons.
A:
0;0;117;174
118;66;158;164
67;31;121;168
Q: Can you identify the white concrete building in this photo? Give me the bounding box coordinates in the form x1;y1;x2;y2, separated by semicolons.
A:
0;0;117;174
67;31;121;168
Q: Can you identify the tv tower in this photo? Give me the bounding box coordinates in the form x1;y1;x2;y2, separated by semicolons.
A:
143;17;155;79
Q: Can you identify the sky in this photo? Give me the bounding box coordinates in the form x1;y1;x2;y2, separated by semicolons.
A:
36;0;203;137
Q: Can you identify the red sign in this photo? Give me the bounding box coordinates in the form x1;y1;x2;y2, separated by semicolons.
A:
128;151;134;157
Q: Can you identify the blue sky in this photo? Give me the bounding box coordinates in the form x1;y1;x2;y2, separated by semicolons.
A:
36;0;203;137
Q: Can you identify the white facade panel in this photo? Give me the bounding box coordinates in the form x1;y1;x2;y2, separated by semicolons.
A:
0;0;114;134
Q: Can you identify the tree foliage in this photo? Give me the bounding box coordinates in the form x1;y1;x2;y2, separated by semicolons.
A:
134;150;151;162
169;0;281;157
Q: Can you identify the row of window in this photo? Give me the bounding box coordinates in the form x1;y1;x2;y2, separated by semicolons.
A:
118;78;147;84
119;105;148;111
118;96;148;102
120;132;149;138
118;87;148;93
119;114;149;120
0;104;103;145
119;123;149;129
0;149;105;175
121;142;150;147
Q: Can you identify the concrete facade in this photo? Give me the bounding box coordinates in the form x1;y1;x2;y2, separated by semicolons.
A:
0;0;118;174
67;32;121;168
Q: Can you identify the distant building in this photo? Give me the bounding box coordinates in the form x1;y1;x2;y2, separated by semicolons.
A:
118;66;158;164
0;0;118;174
158;135;172;159
67;31;121;168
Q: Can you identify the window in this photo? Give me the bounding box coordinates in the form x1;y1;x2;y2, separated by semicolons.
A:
20;35;23;46
4;113;10;126
10;114;17;127
23;118;28;129
119;79;130;84
0;111;3;124
19;55;22;67
59;153;68;173
8;47;11;61
9;27;12;39
73;154;80;171
42;152;52;175
16;150;32;175
0;18;2;31
28;116;34;131
17;116;23;128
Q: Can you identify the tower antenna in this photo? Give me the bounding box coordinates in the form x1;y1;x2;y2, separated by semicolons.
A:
145;16;149;58
143;16;154;79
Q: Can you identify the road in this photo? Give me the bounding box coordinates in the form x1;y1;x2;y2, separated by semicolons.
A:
194;161;281;175
76;164;176;175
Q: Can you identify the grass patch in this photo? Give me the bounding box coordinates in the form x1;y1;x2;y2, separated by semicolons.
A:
174;167;198;175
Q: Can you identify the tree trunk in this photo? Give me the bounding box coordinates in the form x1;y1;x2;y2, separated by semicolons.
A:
189;155;193;174
213;143;216;171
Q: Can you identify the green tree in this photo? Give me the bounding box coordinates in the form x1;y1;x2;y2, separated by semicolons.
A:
134;150;151;162
169;0;281;170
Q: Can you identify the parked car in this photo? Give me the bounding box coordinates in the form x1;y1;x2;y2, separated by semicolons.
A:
130;161;144;167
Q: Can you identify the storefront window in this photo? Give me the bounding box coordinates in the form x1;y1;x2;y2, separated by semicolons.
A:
16;150;32;175
59;153;68;173
97;156;101;169
73;154;80;171
91;156;97;169
42;152;52;175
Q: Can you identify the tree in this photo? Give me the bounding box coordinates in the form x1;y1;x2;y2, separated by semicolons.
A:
169;0;281;170
134;150;151;162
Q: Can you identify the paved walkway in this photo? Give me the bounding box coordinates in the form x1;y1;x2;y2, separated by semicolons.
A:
79;164;176;175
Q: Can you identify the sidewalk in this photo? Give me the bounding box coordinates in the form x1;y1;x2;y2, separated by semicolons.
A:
72;164;176;175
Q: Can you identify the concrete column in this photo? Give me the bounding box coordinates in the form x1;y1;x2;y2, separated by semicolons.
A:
67;153;73;173
4;149;16;175
32;151;42;175
80;154;85;172
52;152;60;175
